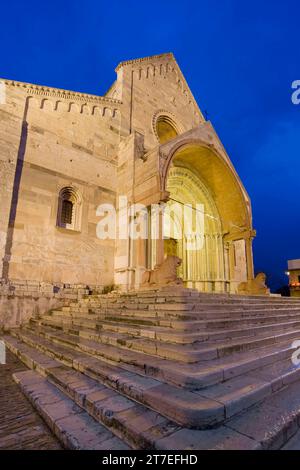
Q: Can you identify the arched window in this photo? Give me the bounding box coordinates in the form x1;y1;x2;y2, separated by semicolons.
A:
57;186;82;231
156;116;178;144
153;112;181;145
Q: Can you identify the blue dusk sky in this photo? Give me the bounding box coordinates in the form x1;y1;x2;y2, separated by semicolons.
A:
1;0;299;290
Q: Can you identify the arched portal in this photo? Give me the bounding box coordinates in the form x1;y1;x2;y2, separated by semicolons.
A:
160;138;254;293
165;166;227;291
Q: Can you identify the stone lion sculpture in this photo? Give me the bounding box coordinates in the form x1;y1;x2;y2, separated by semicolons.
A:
141;255;183;287
238;272;270;295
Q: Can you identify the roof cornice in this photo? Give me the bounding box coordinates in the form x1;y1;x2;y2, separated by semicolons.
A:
0;78;122;105
115;52;174;72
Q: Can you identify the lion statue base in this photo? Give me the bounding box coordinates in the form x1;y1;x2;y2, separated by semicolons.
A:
141;255;183;287
238;272;270;296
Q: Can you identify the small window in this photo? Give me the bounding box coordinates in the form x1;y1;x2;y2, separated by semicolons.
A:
61;199;73;225
57;186;82;231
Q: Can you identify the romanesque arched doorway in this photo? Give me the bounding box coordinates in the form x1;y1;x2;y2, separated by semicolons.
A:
164;166;228;292
159;136;255;294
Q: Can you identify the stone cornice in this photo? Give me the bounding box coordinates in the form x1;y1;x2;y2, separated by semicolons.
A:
0;78;122;105
115;53;174;72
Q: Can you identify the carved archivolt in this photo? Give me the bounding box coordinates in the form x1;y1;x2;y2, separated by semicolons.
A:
152;109;184;143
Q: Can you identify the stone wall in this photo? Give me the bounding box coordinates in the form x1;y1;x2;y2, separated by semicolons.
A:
0;279;104;328
0;80;121;286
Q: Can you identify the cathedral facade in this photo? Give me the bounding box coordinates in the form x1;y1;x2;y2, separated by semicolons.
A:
0;53;256;299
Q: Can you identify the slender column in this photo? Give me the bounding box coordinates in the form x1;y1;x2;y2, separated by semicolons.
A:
156;204;165;266
228;241;235;282
245;237;255;280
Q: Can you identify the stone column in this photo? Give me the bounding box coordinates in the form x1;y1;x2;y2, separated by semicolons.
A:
228;241;236;293
156;204;165;266
245;237;255;280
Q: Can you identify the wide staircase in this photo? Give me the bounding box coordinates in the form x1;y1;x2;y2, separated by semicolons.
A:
3;287;300;449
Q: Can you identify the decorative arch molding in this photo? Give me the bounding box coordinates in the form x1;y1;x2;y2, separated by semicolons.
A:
166;166;222;234
164;165;225;285
160;139;215;189
152;109;184;144
159;130;253;233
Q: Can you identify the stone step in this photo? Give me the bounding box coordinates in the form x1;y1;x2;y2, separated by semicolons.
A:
4;333;226;428
12;369;130;450
29;318;300;388
6;329;300;432
48;307;300;327
157;377;300;450
87;290;300;303
0;336;274;449
75;292;300;305
7;340;182;449
64;308;300;325
33;314;300;352
97;294;300;302
42;309;300;333
89;303;300;315
281;429;300;449
8;324;296;389
8;325;300;392
31;316;300;344
87;297;300;307
32;316;300;364
13;336;300;450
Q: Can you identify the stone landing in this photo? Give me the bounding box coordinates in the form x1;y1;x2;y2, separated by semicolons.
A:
2;287;300;449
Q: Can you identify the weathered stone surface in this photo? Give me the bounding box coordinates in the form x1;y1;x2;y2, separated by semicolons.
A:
13;369;130;450
0;350;61;449
225;378;300;449
156;426;261;450
0;52;260;334
3;288;300;449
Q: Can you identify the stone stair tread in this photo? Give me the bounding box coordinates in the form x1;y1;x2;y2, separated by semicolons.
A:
39;312;300;339
75;324;300;357
29;327;300;362
26;322;300;365
224;377;300;449
96;301;300;311
3;334;226;428
49;307;300;324
19;324;300;388
6;337;183;448
281;429;300;449
5;327;300;431
157;374;300;450
13;369;130;450
36;315;300;345
10;340;300;449
5;288;300;448
26;321;300;386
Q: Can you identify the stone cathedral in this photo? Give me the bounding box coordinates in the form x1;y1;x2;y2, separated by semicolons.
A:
0;53;256;312
2;55;300;452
